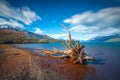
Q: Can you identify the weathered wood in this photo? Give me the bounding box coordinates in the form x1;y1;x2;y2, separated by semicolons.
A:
60;24;72;49
43;24;95;64
61;42;67;50
43;50;56;54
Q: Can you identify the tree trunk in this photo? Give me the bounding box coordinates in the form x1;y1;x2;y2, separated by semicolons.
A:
43;24;95;64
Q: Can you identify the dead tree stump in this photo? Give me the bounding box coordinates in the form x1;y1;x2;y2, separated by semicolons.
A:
43;24;95;64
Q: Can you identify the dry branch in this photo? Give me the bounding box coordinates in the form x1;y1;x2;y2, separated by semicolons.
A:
43;24;95;64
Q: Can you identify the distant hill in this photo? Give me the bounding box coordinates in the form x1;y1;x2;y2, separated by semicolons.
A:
106;38;120;42
0;24;53;40
0;24;58;43
87;34;120;42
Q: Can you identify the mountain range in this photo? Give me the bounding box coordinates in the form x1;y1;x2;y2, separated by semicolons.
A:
87;34;120;42
0;25;120;42
0;25;53;40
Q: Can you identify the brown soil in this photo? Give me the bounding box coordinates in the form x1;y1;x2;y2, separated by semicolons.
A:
0;44;95;80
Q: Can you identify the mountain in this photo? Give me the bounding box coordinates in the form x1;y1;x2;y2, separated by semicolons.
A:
87;34;120;42
105;38;120;42
0;24;53;40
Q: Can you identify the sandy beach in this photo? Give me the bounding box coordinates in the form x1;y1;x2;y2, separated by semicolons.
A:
0;44;95;80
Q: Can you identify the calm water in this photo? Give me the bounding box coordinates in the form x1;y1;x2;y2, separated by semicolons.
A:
14;42;120;80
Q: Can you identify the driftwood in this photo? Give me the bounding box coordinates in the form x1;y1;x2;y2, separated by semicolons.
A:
43;24;95;64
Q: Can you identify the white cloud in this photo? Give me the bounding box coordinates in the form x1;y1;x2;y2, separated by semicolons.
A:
21;7;41;25
71;34;97;41
64;7;120;27
64;11;93;25
47;33;68;39
0;18;24;28
0;0;41;28
35;28;44;34
63;7;120;40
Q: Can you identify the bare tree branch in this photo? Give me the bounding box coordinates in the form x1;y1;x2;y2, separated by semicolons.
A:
43;24;95;64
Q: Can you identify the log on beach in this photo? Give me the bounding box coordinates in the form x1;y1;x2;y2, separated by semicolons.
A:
0;44;95;80
43;24;95;64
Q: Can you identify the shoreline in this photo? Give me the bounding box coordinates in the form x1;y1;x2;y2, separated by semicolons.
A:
0;44;42;80
0;44;95;80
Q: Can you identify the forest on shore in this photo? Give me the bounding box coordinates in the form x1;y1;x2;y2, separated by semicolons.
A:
0;30;62;44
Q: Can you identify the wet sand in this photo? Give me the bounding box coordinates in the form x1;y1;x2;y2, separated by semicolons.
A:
0;44;95;80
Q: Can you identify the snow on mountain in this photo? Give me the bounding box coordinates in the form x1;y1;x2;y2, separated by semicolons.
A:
0;24;53;40
87;34;120;42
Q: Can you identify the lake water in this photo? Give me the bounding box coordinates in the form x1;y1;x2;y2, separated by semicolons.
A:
14;42;120;80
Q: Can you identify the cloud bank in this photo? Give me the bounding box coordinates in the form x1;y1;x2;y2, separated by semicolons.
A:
35;28;44;34
64;7;120;40
0;0;41;28
47;33;68;39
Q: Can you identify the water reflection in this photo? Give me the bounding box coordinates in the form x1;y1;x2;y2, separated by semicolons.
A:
14;43;120;80
86;58;105;65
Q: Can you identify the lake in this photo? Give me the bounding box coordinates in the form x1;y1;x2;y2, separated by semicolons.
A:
14;42;120;80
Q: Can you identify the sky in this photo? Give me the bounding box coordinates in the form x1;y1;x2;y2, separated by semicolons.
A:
0;0;120;40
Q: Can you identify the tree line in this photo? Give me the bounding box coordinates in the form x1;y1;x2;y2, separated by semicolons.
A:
0;30;26;43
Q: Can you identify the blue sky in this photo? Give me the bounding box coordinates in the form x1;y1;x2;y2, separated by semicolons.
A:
0;0;120;40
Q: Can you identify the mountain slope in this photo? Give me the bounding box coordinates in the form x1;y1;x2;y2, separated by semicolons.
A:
106;38;120;42
88;34;120;42
0;25;53;40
